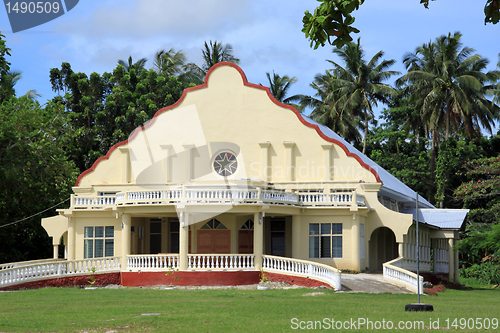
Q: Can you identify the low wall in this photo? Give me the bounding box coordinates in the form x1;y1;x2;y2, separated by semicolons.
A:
0;273;120;291
0;271;332;290
265;272;332;289
121;271;260;287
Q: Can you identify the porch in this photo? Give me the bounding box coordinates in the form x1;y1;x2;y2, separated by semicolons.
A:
0;254;341;290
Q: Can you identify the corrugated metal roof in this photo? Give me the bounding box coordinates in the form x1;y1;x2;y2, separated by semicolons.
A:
401;208;469;229
302;115;435;208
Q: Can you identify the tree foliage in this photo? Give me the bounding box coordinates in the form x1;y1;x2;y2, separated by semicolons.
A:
454;155;500;266
366;104;432;200
0;97;79;262
0;31;13;102
303;0;500;49
201;40;240;73
50;62;184;171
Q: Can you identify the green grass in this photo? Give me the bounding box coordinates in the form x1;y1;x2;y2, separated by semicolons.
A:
0;286;499;332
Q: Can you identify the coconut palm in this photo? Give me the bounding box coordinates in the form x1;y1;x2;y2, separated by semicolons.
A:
264;71;298;103
328;39;400;153
118;56;147;72
397;33;500;207
397;32;500;142
201;40;240;72
153;48;203;85
296;71;362;144
0;71;40;100
153;48;186;76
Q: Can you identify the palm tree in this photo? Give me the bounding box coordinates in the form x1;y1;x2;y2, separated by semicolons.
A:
0;71;40;100
491;53;500;107
295;71;362;144
397;32;500;142
153;48;186;76
264;71;298;103
397;32;500;207
201;40;240;73
328;39;400;153
153;48;203;85
118;56;147;72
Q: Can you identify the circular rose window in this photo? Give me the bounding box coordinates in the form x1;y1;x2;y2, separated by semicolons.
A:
213;152;238;177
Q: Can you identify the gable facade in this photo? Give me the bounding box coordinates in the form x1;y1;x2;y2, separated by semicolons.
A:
41;63;467;288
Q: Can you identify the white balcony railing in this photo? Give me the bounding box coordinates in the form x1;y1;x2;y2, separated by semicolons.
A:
73;195;116;209
0;258;66;270
0;257;121;287
383;257;423;294
262;255;341;290
127;254;179;270
72;186;365;209
187;254;254;270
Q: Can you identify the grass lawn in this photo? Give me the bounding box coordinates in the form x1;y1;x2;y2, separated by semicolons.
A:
0;285;499;332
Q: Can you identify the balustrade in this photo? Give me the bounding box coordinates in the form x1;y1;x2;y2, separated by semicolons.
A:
0;257;121;287
187;255;254;270
127;254;179;270
72;187;365;209
262;255;341;290
383;257;424;294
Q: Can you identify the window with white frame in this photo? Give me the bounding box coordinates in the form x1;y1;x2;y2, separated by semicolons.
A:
309;223;342;258
84;226;114;258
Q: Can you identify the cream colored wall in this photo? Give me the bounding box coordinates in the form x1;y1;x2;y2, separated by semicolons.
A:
41;215;68;245
76;65;377;192
358;184;413;244
73;216;121;259
61;64;423;270
289;213;353;270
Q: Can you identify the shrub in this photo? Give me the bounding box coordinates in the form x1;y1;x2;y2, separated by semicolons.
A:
459;262;500;285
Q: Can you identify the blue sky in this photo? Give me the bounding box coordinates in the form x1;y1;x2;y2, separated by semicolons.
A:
1;0;499;120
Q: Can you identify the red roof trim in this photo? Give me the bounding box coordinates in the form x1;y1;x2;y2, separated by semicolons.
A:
75;62;381;186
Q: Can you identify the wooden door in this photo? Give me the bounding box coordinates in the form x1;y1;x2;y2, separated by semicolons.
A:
238;230;254;254
197;230;213;253
197;230;231;253
213;230;231;253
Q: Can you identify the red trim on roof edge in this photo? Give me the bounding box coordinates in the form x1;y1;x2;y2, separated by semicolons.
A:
75;62;381;186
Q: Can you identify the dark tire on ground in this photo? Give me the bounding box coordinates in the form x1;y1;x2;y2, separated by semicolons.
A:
405;303;434;311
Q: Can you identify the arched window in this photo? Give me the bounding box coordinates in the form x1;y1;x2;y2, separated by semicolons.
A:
240;219;254;230
200;218;227;230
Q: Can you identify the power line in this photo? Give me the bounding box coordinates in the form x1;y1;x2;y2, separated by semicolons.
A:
0;198;70;229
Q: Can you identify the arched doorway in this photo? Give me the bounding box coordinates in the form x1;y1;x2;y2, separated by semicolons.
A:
369;227;398;271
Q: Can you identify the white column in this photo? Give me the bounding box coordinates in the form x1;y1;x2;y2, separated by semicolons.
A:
182;144;195;181
448;238;455;282
398;242;404;258
121;213;131;269
453;235;459;282
283;141;295;181
53;244;59;259
259;142;271;182
351;215;360;271
119;147;131;184
321;144;333;181
292;215;301;259
67;216;75;260
160;144;172;183
254;212;264;269
179;211;189;270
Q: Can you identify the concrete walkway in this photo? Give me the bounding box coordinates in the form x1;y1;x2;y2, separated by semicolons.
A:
340;273;412;293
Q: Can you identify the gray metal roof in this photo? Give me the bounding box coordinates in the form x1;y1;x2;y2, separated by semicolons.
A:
302;115;435;208
401;208;469;229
